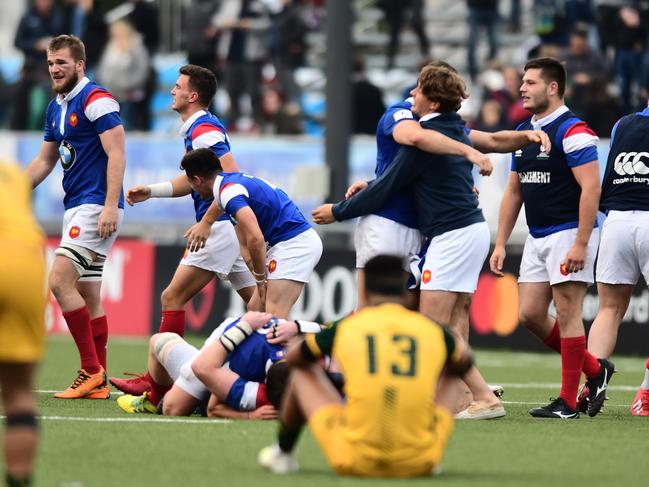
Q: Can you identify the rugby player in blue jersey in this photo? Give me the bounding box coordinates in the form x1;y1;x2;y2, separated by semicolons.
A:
182;148;323;318
116;311;301;418
585;100;649;416
488;58;609;419
26;35;124;399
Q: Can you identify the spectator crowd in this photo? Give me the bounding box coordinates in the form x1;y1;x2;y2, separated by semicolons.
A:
3;0;649;137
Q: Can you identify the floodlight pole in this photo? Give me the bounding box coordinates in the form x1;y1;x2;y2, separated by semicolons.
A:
324;0;352;203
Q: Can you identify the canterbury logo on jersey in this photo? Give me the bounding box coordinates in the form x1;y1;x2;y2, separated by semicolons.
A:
613;152;649;175
518;171;551;183
59;141;76;171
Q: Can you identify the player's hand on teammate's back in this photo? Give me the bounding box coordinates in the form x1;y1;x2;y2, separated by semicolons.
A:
562;242;587;273
240;311;274;330
98;206;118;239
125;185;152;206
489;245;506;277
528;130;552;153
312;204;335;225
345;180;368;199
267;320;299;344
250;404;278;420
184;221;211;252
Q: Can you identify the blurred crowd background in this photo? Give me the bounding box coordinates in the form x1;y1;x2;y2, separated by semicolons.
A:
1;0;648;139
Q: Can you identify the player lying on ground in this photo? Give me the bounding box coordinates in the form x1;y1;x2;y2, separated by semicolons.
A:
117;312;321;418
258;255;476;477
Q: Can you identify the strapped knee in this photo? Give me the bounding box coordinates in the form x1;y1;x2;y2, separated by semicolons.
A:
79;253;106;282
55;244;94;277
153;332;183;366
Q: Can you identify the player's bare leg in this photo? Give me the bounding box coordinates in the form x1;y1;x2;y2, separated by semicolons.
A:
518;282;555;340
420;290;502;416
356;269;367;309
587;283;634;358
259;365;342;472
0;363;38;484
265;279;305;318
49;255;88;312
50;255;106;397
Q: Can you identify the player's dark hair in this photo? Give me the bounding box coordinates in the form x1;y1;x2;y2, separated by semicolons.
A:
180;148;222;178
524;57;567;98
364;255;407;296
179;64;217;107
48;35;86;62
266;361;290;409
417;65;468;112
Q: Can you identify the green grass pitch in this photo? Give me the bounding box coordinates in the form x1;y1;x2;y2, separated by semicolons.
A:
14;336;649;486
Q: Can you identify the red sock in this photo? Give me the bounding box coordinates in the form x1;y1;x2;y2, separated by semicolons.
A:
63;306;101;374
543;321;561;353
544;320;601;378
582;351;601;378
159;310;185;336
91;315;108;372
147;376;171;406
560;336;586;409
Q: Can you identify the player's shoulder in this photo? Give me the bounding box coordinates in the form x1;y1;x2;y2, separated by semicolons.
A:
81;81;116;106
384;98;415;122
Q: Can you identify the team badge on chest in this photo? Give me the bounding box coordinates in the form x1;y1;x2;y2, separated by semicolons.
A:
69;112;78;127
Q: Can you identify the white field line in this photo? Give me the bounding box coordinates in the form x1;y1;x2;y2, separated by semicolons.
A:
502;401;630;408
496;383;637;392
0;415;230;424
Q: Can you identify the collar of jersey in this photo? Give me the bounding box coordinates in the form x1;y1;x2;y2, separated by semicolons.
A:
419;112;442;122
179;109;208;136
56;76;90;105
531;104;569;130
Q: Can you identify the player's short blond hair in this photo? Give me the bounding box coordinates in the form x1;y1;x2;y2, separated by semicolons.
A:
48;35;86;62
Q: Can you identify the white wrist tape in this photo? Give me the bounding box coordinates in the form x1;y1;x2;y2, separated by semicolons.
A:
148;182;174;198
219;320;253;352
295;320;322;334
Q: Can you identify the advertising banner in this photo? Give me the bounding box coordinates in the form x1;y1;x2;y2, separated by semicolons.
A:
153;245;648;354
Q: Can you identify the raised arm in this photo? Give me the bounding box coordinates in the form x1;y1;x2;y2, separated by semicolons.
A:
25;141;60;189
394;120;492;175
315;146;420;224
470;129;551;154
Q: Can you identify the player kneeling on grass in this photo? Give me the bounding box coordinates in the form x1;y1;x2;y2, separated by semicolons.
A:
258;255;474;477
117;311;319;418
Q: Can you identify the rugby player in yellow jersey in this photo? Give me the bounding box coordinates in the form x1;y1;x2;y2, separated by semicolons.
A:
258;255;474;477
0;159;46;487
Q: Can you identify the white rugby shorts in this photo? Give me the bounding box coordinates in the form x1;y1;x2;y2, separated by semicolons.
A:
59;203;123;257
519;227;599;286
354;214;422;271
266;228;323;283
180;220;255;290
419;221;490;293
596;210;649;285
